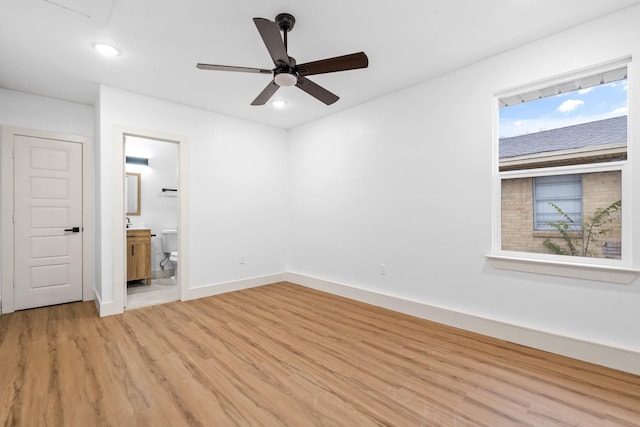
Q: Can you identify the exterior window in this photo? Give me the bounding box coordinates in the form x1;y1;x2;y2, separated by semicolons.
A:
534;174;582;231
498;64;626;260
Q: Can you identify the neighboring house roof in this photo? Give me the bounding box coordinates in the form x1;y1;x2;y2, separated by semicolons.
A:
500;116;627;158
499;116;627;171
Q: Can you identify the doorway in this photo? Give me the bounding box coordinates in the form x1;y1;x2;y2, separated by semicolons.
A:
124;135;179;309
1;126;93;314
109;125;188;315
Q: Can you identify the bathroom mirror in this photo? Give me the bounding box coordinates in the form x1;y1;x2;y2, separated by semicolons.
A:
126;172;141;216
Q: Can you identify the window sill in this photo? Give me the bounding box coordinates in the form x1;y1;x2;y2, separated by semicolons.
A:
486;255;639;284
532;231;581;239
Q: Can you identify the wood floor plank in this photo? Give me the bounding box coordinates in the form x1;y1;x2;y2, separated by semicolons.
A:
1;282;639;426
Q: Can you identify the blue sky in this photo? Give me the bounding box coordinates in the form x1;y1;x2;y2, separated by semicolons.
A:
499;79;628;138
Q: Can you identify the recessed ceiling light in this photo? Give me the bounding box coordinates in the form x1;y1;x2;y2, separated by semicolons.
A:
93;42;121;57
271;99;287;109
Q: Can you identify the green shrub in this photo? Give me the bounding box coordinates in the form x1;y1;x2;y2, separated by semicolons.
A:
543;200;621;257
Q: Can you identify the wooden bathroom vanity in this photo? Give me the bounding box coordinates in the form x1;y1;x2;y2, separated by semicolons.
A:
127;228;152;284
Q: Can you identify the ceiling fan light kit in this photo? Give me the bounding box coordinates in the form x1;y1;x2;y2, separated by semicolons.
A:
274;71;297;87
196;13;368;106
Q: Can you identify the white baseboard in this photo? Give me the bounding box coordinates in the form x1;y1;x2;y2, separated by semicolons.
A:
94;289;117;317
181;273;286;301
285;272;640;376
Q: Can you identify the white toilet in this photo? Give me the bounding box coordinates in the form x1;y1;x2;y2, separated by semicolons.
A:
161;229;178;274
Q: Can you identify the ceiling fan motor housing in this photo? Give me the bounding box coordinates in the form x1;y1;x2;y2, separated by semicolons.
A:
274;55;297;86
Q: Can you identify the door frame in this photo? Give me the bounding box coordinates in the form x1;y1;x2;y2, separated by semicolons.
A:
1;126;94;314
112;125;188;314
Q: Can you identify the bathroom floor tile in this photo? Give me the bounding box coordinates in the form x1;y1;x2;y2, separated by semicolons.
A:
126;277;178;310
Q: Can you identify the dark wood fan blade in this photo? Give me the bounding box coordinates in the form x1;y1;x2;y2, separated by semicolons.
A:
296;52;368;76
251;81;280;105
295;76;339;105
196;63;272;74
253;18;290;67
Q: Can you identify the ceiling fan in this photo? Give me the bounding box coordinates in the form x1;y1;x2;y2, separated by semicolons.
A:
196;13;369;106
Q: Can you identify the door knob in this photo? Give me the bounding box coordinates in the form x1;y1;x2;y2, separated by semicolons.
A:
64;227;80;232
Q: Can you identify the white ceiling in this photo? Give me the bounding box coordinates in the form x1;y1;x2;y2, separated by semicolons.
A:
2;0;639;129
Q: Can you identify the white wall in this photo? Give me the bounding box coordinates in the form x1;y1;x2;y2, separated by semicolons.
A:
97;86;288;304
288;6;640;357
0;88;94;136
0;88;94;309
125;136;178;271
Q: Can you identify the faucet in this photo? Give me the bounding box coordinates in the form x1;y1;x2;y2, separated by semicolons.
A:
126;217;131;228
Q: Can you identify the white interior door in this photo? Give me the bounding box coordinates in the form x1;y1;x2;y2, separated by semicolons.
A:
13;135;83;310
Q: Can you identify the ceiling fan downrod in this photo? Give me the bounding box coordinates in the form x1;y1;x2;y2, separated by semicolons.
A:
275;13;295;52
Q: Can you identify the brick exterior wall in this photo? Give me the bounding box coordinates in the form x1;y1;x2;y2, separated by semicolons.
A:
501;171;621;258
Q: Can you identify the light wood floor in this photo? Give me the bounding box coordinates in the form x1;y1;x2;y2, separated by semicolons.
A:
1;282;639;426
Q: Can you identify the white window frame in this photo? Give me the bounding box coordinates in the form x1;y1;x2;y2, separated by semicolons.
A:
488;57;639;284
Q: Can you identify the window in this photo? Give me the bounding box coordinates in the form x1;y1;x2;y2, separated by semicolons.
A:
496;62;627;262
534;174;582;231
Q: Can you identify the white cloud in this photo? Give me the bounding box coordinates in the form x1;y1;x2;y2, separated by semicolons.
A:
557;99;584;113
578;87;593;95
610;106;628;115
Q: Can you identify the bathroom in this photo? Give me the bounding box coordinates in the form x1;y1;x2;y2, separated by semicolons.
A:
125;135;179;309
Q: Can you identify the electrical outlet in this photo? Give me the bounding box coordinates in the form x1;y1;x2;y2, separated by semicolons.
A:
379;264;387;276
240;255;245;264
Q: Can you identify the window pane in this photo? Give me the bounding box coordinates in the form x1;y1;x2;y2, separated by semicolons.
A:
498;68;627;172
501;171;621;259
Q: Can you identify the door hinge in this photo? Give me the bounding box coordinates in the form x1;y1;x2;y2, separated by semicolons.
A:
12;213;15;224
12;149;15;159
12;277;15;289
